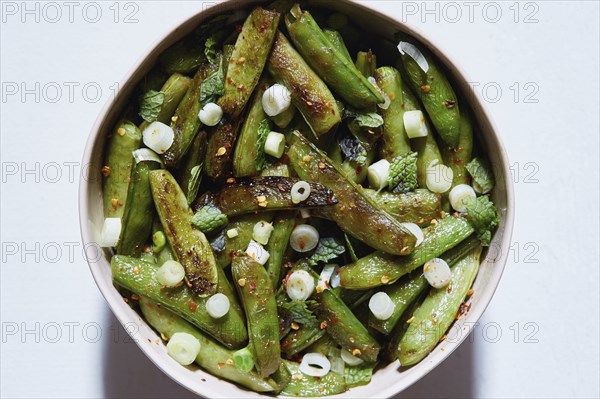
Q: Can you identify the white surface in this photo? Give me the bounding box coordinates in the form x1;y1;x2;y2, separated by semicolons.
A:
1;1;598;398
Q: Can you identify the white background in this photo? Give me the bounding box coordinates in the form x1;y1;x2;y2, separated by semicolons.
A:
1;1;599;398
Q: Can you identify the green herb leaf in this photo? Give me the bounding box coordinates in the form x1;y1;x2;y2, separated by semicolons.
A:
204;36;219;65
186;165;203;204
199;57;225;108
344;234;359;263
281;300;318;325
139;90;165;122
344;363;374;387
354;112;384;129
191;205;228;234
463;195;499;246
339;135;368;165
307;238;346;266
388;152;418;193
255;119;271;171
466;157;495;194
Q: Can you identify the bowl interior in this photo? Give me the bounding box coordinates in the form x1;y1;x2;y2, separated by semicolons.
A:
80;1;514;397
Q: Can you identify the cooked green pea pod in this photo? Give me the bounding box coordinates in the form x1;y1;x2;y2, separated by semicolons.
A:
362;188;441;227
139;297;277;392
140;73;192;131
285;5;383;109
196;176;337;217
335;287;374;310
323;29;352;62
103;120;141;218
281;360;347;397
162;63;218;168
398;38;461;147
150;170;219;296
231;254;281;377
260;163;291;177
218;7;280;117
288;131;417;255
211;213;273;268
266;212;296;288
116;159;161;255
177;129;207;205
204;117;241;181
160;35;206;75
392;245;482;365
112;256;247;348
233;81;268;177
267;32;341;137
369;235;480;334
355;50;377;78
441;109;474;188
339;215;474;289
375;67;411;160
281;321;325;358
305;333;338;355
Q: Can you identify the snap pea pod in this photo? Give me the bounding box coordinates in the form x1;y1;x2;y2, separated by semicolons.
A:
355;50;377;77
281;360;347;397
362;188;441;227
160;35;206;75
116;159;161;256
288;131;417;255
271;105;296;129
260;163;291;177
102;120;141;218
211;213;273;269
204;117;241;181
266;212;296;288
233;81;268;177
369;235;480;334
323;29;351;62
140;73;192;131
177;129;207;205
149;170;218;296
152;220;176;265
339;215;474;289
218;7;280;118
139;297;277;392
375;67;411;160
162;63;218;168
392;245;482;365
281;321;325;358
305;333;338;355
197;176;337;217
267;32;341;137
285;5;383;109
231;254;281;377
398;38;461;147
441;109;474;188
112;255;247;348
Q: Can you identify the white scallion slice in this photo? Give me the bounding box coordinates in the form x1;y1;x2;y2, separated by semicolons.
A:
299;209;311;219
367;159;390;191
426;162;454;193
264;131;286;158
262;84;291;116
245;240;270;265
424;258;451;288
286;270;315;301
400;223;424;247
291;181;311;204
166;332;201;366
369;292;395;321
133;148;162;165
156;260;185;287
198;102;223;126
378;92;391;110
330;269;341;289
142;121;174;154
340;349;364;366
449;184;477;213
403;110;429;138
289;224;319;252
318;264;336;291
226;228;239;238
205;293;230;319
299;353;331;377
398;41;430;73
101;218;122;247
253;221;274;245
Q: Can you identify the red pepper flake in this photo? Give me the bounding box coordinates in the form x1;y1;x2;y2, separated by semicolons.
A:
235;24;243;33
187;301;197;312
259;19;269;33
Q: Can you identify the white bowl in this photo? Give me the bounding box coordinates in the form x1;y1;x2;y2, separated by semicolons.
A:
79;1;514;397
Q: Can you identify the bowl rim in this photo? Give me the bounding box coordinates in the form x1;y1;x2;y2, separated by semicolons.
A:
79;1;515;398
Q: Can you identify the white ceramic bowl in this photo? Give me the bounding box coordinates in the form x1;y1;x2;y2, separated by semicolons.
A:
79;1;514;397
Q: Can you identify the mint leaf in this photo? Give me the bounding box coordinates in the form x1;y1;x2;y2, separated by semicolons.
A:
204;36;219;64
354;112;384;129
281;300;317;325
199;57;224;108
388;152;418;193
255;119;271;171
186;165;203;205
344;363;373;387
307;238;346;266
339;134;367;165
139;90;164;122
463;195;499;246
466;157;495;194
191;205;228;234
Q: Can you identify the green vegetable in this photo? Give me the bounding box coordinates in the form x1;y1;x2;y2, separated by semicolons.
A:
152;230;166;253
204;35;220;64
233;346;255;373
307;237;345;266
281;322;325;358
362;188;441;226
177;129;207;204
281;360;347;397
255;119;272;171
344;363;374;387
442;110;474;188
350;111;384;129
191;205;229;234
199;60;225;108
463;195;499;246
150;170;219;296
355;50;377;77
466;157;495;194
204;117;241;181
388;151;418;193
160;35;206;75
138;90;165;123
323;29;351;62
265;212;296;288
281;300;317;325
